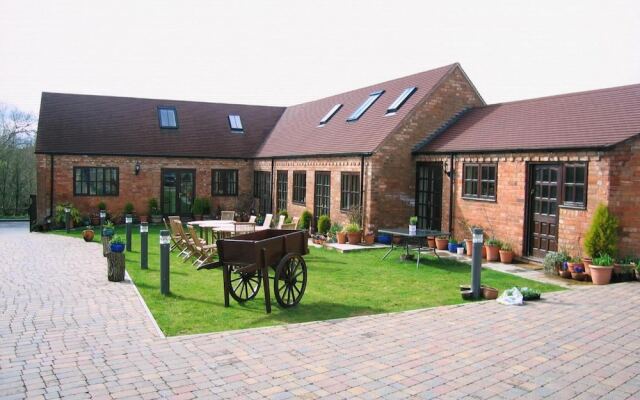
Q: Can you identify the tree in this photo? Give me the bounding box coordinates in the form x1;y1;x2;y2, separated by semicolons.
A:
0;104;37;216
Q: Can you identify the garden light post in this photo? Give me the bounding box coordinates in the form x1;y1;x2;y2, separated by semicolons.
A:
99;210;106;234
64;207;70;233
472;227;483;300
160;230;170;295
140;222;148;270
125;214;133;251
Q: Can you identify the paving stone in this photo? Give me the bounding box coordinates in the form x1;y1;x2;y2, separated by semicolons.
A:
1;223;639;399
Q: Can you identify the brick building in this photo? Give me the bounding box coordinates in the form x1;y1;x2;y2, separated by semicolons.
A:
35;64;639;260
414;84;640;259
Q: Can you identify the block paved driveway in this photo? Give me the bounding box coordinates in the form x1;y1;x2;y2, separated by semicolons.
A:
1;222;640;399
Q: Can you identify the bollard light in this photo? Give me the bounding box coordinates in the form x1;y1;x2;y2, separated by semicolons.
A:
125;214;133;252
160;230;170;295
140;222;148;270
99;210;106;219
471;227;483;300
99;210;106;235
64;207;71;233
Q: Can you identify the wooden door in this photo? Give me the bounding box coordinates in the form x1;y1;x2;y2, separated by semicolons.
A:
528;164;560;258
415;162;443;230
161;169;195;216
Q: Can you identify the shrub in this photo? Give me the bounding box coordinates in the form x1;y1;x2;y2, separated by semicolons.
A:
501;242;513;251
124;202;135;214
542;251;569;275
54;203;81;225
200;198;211;215
317;215;331;234
409;216;418;225
345;222;361;233
329;222;343;236
148;198;160;215
346;206;362;225
104;220;115;228
191;198;204;215
299;210;313;230
485;237;502;247
584;203;619;258
97;201;107;211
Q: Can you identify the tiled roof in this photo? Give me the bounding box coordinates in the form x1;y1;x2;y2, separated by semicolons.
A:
35;93;285;158
416;83;640;153
256;64;457;157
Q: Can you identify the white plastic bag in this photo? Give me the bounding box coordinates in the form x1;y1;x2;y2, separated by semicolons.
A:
496;287;523;306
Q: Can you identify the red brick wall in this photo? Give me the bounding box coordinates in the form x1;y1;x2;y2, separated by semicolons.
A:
368;66;484;231
264;157;364;227
36;154;254;222
416;151;610;258
608;135;640;257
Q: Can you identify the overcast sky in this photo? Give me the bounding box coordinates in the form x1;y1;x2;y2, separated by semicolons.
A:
1;0;639;114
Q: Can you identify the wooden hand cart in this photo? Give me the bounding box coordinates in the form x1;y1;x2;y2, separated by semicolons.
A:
198;229;309;313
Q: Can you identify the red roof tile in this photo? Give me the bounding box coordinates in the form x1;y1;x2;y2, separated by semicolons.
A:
256;64;457;157
35;93;285;158
417;83;640;153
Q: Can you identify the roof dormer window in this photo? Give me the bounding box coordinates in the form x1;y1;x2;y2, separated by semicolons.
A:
347;90;384;122
318;104;342;126
158;107;177;129
387;87;417;114
228;115;243;133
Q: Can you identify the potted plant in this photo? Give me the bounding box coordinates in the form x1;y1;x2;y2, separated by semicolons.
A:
328;223;343;243
299;210;313;230
426;236;436;249
559;262;572;279
612;256;636;282
456;243;465;255
55;203;81;229
109;235;126;253
102;221;115;237
499;242;514;264
201;198;212;220
336;228;347;244
460;219;481;257
520;287;541;301
584;203;619;263
435;235;449;250
482;286;499;300
363;231;375;245
542;251;569;276
123;202;135;221
485;237;501;262
571;264;586;281
447;238;458;253
148;198;162;223
591;253;614;285
82;226;95;242
345;223;362;245
191;198;204;220
316;215;331;244
409;216;417;235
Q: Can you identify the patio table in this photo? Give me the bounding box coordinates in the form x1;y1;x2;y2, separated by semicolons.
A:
188;220;258;243
378;227;450;267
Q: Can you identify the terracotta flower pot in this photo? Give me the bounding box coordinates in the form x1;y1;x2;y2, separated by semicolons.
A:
499;250;514;264
427;236;436;249
392;236;402;245
583;257;592;275
567;262;575;273
571;272;585;281
336;231;347;244
435;238;448;250
482;245;487;259
465;239;473;257
82;229;95;242
482;286;499;300
590;265;613;285
560;270;572;279
347;232;362;245
364;233;375;245
485;245;500;262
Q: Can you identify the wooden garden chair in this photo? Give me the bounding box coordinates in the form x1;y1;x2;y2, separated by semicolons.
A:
262;213;273;229
248;215;256;223
281;222;297;230
292;216;299;228
220;210;235;221
275;215;285;229
170;220;192;260
187;225;217;267
164;217;185;253
232;222;255;236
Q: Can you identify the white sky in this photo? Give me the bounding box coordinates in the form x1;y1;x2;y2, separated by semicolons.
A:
1;0;639;114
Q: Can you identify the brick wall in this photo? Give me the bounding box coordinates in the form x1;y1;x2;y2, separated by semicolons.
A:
416;151;610;258
36;154;254;222
368;65;484;231
263;157;364;227
608;135;640;257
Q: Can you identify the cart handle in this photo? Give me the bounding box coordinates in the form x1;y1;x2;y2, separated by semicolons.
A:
197;261;224;270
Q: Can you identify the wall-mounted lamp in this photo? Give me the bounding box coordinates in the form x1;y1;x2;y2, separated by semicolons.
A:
135;161;141;175
443;159;454;178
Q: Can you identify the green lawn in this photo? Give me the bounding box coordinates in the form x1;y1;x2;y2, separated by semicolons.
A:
54;225;563;336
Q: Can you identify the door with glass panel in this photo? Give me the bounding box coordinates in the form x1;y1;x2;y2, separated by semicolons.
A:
415;162;443;230
161;169;195;216
527;164;560;258
314;171;331;221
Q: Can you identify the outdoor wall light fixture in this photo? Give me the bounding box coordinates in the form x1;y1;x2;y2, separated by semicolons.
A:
442;159;453;178
135;161;141;175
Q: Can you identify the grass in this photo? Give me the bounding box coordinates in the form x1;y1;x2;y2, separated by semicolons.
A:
54;225;564;336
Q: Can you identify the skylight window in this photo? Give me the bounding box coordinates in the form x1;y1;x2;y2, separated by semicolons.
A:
319;104;342;126
387;87;417;114
158;107;177;128
347;90;384;122
228;115;243;132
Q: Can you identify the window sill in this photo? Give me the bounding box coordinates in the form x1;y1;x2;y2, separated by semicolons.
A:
292;201;306;206
74;194;119;197
559;204;586;211
461;196;496;203
212;194;238;197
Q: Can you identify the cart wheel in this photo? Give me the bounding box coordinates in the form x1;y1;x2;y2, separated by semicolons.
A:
274;253;307;308
228;266;262;303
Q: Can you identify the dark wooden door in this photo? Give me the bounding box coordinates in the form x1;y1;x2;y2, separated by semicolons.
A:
254;171;272;215
528;164;560;258
415;162;443;230
314;171;331;220
161;169;195;216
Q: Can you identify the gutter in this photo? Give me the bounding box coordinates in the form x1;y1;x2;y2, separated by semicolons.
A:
49;154;54;220
448;153;455;235
360;155;365;228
